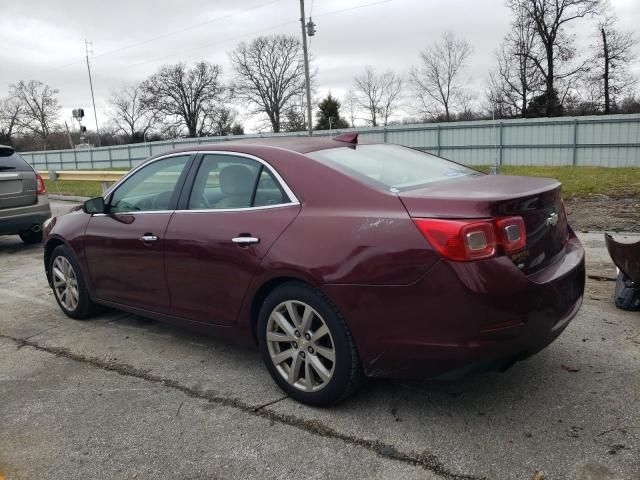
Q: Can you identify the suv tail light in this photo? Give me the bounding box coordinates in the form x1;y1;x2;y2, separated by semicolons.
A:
36;174;46;195
413;216;526;261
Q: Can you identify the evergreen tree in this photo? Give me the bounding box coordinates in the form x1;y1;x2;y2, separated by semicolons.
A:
527;88;563;117
315;93;349;130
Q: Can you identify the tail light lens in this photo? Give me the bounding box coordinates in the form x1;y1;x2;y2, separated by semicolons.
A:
413;216;526;261
413;219;496;261
495;217;526;253
36;174;46;195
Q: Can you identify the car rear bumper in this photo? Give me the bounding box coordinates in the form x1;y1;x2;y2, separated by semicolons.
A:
0;195;51;235
323;231;585;379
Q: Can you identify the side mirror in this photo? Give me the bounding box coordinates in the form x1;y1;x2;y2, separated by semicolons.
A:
83;196;106;214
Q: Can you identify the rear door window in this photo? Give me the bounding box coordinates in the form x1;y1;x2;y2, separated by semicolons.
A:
188;154;290;210
253;168;289;207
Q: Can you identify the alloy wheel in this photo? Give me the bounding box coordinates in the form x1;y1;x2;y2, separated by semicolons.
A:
266;300;336;392
52;256;80;312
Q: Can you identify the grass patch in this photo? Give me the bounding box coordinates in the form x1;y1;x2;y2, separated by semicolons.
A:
45;166;640;200
474;165;640;198
45;180;105;198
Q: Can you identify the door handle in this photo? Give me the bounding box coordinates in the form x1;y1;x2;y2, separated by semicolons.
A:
140;234;159;243
232;236;260;245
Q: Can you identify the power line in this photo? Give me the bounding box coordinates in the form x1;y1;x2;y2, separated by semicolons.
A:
113;0;393;71
35;0;280;75
121;20;297;69
314;0;391;20
93;0;280;60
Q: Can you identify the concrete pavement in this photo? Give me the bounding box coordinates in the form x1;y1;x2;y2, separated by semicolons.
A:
0;199;638;479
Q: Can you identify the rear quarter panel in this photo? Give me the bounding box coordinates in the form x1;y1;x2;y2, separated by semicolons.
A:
234;147;442;338
253;147;440;286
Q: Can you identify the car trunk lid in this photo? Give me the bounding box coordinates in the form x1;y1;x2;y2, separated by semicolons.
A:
398;174;568;273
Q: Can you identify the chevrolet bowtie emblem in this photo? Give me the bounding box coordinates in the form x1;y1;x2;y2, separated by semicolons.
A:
546;212;559;227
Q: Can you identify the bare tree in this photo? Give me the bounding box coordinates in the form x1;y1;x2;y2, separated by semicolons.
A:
488;6;544;117
508;0;601;115
353;66;403;126
0;96;22;145
379;74;403;126
229;34;306;133
141;61;225;137
409;32;473;121
108;83;158;141
343;89;358;127
9;80;60;149
590;14;637;113
279;91;314;133
202;106;241;136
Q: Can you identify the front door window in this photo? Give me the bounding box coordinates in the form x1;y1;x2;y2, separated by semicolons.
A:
110;155;190;213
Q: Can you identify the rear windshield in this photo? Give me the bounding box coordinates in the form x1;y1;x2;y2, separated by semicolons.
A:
0;150;32;172
307;144;481;192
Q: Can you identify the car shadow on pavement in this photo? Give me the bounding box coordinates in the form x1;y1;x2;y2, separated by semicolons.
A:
0;237;43;255
104;307;563;410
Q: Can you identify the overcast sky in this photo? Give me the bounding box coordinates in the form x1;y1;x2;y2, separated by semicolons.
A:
1;0;639;132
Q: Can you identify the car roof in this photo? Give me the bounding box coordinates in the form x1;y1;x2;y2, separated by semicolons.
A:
126;134;396;210
0;144;15;155
173;135;368;155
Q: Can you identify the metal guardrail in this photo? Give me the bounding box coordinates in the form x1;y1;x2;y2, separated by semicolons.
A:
39;170;127;181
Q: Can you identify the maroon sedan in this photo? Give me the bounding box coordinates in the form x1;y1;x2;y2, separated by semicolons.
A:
43;134;585;406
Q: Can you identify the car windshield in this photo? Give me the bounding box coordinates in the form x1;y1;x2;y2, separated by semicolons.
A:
307;144;481;192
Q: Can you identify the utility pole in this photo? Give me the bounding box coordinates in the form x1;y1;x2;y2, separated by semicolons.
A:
85;40;101;146
64;121;74;149
299;0;313;137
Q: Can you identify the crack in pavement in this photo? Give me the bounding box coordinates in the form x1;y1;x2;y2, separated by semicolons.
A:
21;325;65;342
0;333;484;480
252;395;289;411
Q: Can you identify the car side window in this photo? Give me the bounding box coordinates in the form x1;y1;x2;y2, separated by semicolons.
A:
189;155;260;209
253;168;289;207
110;155;189;213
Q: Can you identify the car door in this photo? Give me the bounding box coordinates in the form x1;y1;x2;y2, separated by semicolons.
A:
164;152;301;325
84;154;193;312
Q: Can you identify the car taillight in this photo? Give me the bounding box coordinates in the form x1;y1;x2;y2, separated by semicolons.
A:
413;219;496;261
495;217;526;253
36;174;46;195
413;216;526;261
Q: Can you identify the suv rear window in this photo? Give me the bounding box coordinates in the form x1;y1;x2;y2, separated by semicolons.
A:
306;144;481;192
0;150;32;172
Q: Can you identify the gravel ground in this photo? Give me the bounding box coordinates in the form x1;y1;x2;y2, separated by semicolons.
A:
566;196;640;233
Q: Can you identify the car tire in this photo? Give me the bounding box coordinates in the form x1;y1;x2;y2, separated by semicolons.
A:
19;228;43;244
258;282;363;406
49;244;96;320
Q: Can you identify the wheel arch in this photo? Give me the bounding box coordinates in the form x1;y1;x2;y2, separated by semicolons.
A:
43;237;66;287
248;275;319;343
